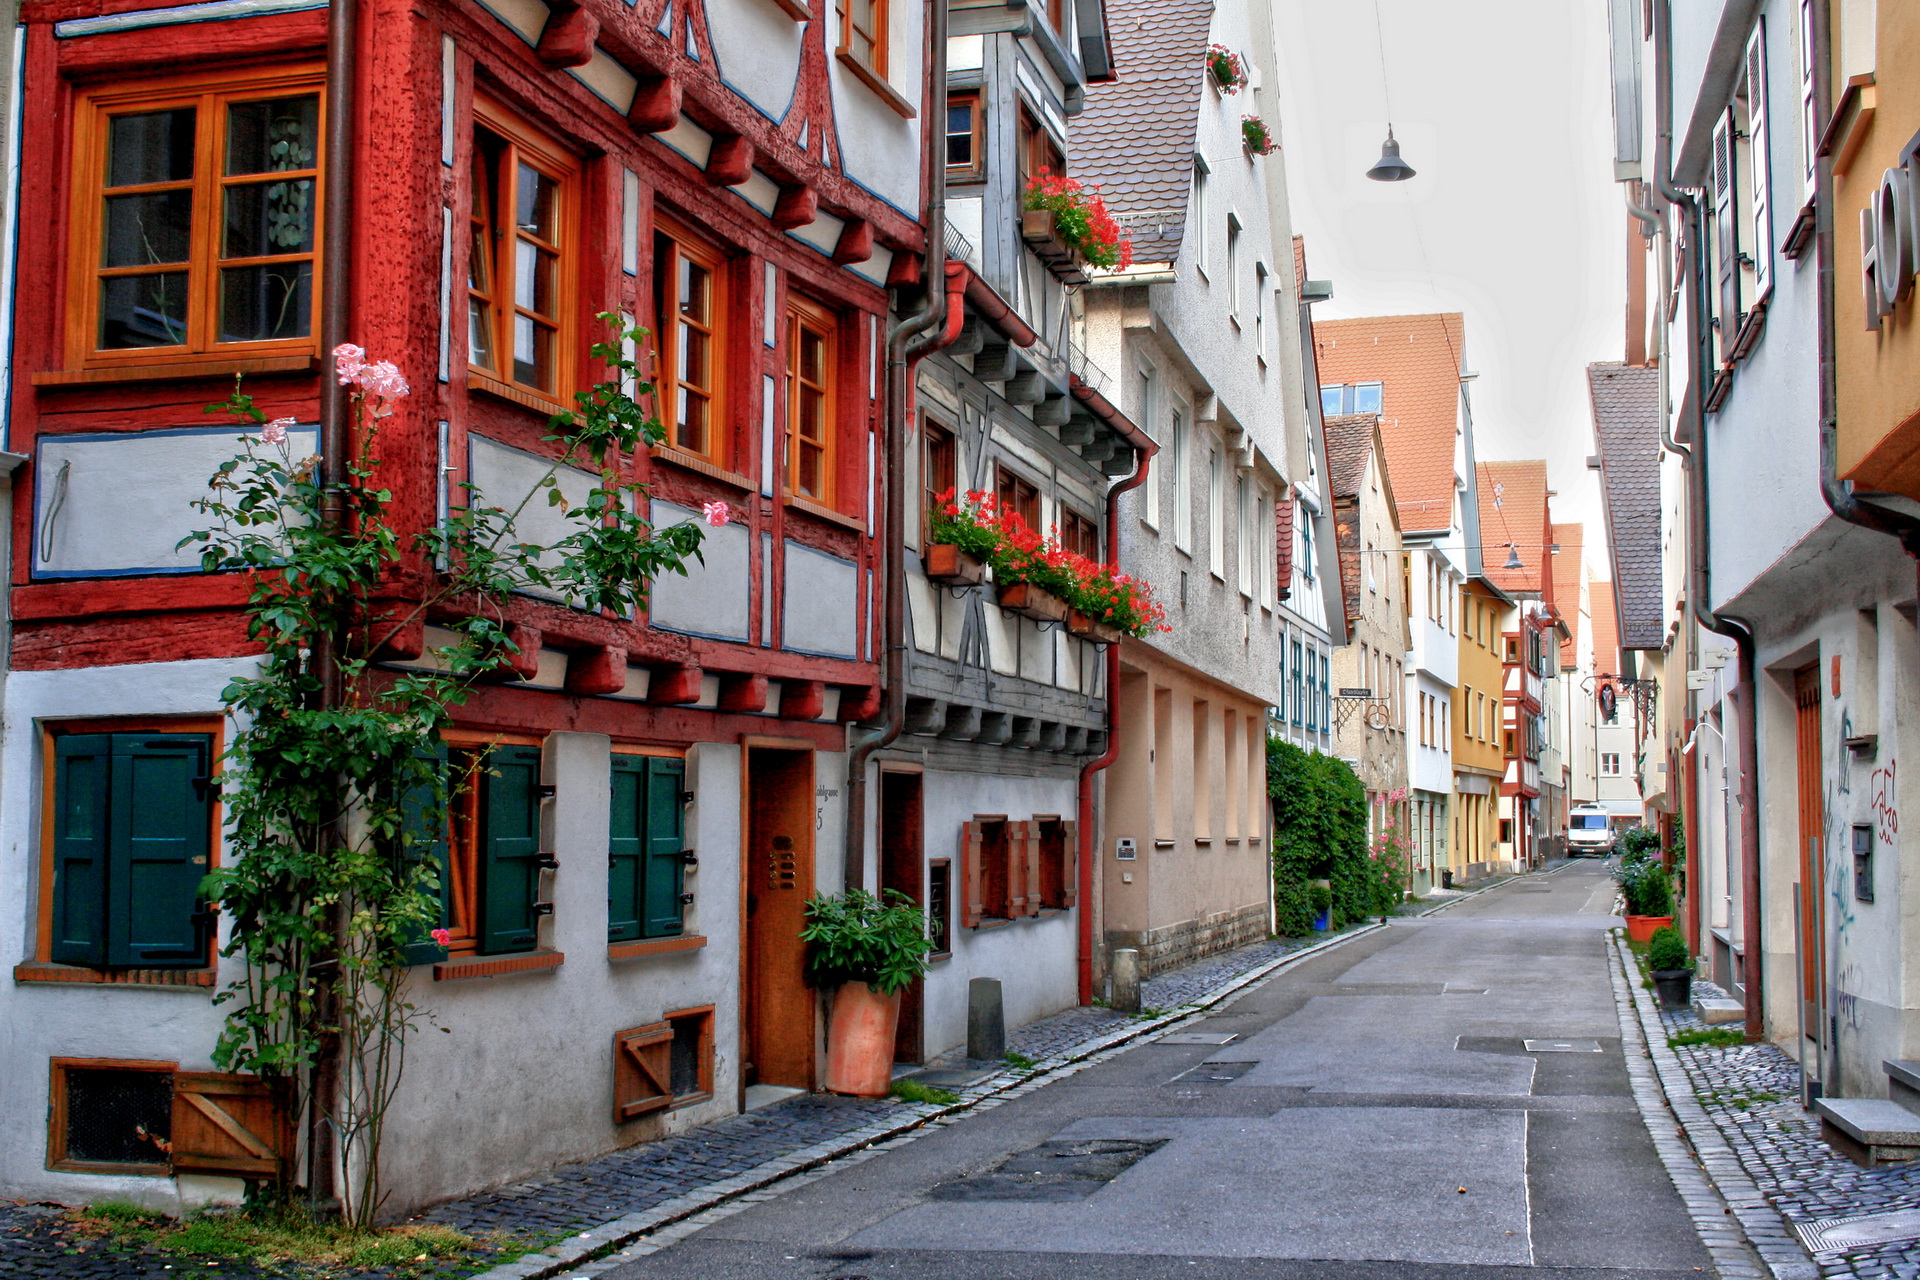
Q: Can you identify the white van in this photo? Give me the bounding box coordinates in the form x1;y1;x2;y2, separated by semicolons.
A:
1568;805;1615;856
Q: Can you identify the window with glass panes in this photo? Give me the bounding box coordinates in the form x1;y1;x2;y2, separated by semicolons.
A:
1319;383;1384;416
654;220;727;464
946;92;982;179
922;418;955;544
401;742;545;959
996;466;1040;531
837;0;888;77
1059;508;1099;561
72;69;323;365
468;103;576;403
785;294;836;503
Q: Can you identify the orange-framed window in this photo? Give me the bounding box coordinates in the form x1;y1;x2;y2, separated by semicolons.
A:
654;218;728;466
946;91;983;180
922;417;955;544
995;465;1040;531
67;67;324;368
1059;508;1099;561
467;99;578;408
784;292;837;504
837;0;888;77
1016;106;1065;192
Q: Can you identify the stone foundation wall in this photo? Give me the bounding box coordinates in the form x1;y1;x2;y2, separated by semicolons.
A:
1107;901;1271;978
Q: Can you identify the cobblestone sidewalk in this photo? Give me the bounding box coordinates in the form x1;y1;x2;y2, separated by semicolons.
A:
0;919;1386;1280
1647;971;1920;1278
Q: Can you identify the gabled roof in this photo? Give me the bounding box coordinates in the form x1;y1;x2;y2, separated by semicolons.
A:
1323;413;1398;627
1590;579;1621;679
1311;313;1465;535
1551;522;1585;667
1587;363;1665;650
1069;0;1213;265
1474;460;1549;596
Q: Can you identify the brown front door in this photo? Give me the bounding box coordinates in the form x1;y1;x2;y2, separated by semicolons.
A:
744;747;817;1090
1794;666;1825;1051
879;770;925;1065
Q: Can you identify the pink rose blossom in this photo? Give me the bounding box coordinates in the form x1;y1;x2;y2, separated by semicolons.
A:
430;928;452;947
702;501;731;527
262;416;294;446
333;343;367;385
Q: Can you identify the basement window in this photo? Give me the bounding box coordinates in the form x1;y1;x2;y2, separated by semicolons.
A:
50;1059;173;1174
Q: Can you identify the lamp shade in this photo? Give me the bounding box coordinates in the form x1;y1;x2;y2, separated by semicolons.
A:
1366;131;1416;182
1503;544;1524;570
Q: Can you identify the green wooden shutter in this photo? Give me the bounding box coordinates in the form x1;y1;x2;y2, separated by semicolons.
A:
479;745;542;954
608;756;645;942
50;735;112;966
107;733;212;968
398;741;450;966
641;758;686;938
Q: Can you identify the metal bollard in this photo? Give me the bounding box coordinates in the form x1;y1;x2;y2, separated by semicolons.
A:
1111;947;1141;1014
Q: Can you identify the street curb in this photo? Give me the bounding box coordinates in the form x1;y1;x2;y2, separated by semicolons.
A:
460;921;1390;1280
1609;933;1821;1280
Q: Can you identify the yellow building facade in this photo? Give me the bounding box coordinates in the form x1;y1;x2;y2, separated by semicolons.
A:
1453;577;1511;879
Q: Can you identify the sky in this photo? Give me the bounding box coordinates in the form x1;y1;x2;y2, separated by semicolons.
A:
1268;0;1624;568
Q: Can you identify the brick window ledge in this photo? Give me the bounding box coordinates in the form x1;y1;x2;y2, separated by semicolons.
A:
608;935;706;961
433;950;565;981
14;962;216;989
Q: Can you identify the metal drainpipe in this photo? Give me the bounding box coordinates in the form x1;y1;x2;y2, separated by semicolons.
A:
1651;0;1766;1040
843;0;948;894
307;0;356;1206
1077;446;1154;1007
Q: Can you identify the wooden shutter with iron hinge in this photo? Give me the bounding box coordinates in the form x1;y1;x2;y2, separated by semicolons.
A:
961;821;984;928
1058;819;1078;909
170;1073;290;1179
614;1022;675;1121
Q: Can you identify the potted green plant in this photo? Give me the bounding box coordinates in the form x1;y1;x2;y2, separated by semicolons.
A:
1618;857;1674;943
802;889;935;1097
1241;115;1278;156
1207;43;1246;93
1647;926;1694;1008
1309;881;1333;931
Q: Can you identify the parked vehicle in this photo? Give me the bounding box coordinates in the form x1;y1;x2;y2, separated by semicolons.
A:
1568;805;1616;856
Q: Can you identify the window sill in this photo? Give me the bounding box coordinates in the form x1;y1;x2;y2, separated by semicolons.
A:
50;1158;171;1177
669;1089;715;1111
470;369;571;417
654;447;756;493
14;962;216;988
33;353;318;388
971;917;1017;931
608;934;706;960
834;48;917;118
433;949;564;981
785;493;866;533
765;0;809;17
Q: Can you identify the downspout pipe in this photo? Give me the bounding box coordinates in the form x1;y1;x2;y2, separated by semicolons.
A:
1077;440;1155;1006
1651;0;1765;1038
844;0;948;893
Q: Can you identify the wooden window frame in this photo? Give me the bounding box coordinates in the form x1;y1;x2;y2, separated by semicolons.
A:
467;97;580;414
783;291;839;507
995;465;1040;534
654;214;730;470
1017;106;1066;193
1059;507;1099;562
922;417;956;546
1034;816;1075;910
65;64;327;375
945;91;984;181
927;857;953;956
666;1005;715;1107
33;718;223;975
48;1058;177;1175
413;740;547;963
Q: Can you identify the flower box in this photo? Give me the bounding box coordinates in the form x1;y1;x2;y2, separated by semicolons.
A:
1067;611;1124;645
1019;209;1091;288
924;543;986;587
997;580;1069;623
1625;913;1673;944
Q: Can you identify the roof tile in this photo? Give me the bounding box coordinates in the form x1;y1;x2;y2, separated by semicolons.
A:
1587;363;1664;649
1312;313;1465;533
1475;460;1549;596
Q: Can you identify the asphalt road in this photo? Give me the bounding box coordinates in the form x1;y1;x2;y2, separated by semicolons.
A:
604;861;1714;1280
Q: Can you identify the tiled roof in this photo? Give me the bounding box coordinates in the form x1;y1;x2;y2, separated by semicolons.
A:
1070;0;1214;265
1587;363;1665;649
1475;459;1549;596
1323;412;1382;625
1292;235;1306;289
1589;579;1621;679
1322;412;1379;500
1312;313;1464;534
1551;522;1585;667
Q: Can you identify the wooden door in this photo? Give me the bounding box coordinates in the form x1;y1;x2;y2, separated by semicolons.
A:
1794;666;1825;1050
878;770;925;1064
744;748;816;1090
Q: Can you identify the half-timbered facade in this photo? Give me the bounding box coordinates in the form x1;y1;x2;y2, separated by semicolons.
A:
1;0;927;1212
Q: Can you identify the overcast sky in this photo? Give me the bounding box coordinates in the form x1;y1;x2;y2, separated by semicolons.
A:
1269;0;1624;566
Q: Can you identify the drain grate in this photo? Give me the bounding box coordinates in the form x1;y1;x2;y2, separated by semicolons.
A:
1168;1061;1256;1086
928;1137;1168;1202
1794;1206;1920;1253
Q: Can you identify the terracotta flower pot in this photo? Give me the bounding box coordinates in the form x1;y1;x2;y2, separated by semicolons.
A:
1625;913;1673;944
924;543;986;586
1067;611;1125;644
823;980;902;1098
997;580;1069;623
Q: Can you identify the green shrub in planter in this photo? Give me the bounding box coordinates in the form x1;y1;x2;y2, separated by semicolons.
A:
1620;861;1673;918
1647;926;1693;972
801;889;934;996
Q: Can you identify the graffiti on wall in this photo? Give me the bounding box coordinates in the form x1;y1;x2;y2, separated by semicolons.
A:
1871;760;1899;846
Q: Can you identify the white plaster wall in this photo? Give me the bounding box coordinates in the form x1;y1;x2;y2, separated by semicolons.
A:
826;0;924;216
707;0;803;122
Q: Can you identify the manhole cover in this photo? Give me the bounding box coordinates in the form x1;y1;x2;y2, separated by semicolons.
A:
928;1137;1168;1201
1158;1031;1239;1045
1795;1206;1920;1253
1168;1061;1256;1086
1523;1039;1602;1053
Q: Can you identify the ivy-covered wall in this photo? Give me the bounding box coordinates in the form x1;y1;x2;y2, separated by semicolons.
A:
1268;738;1374;935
